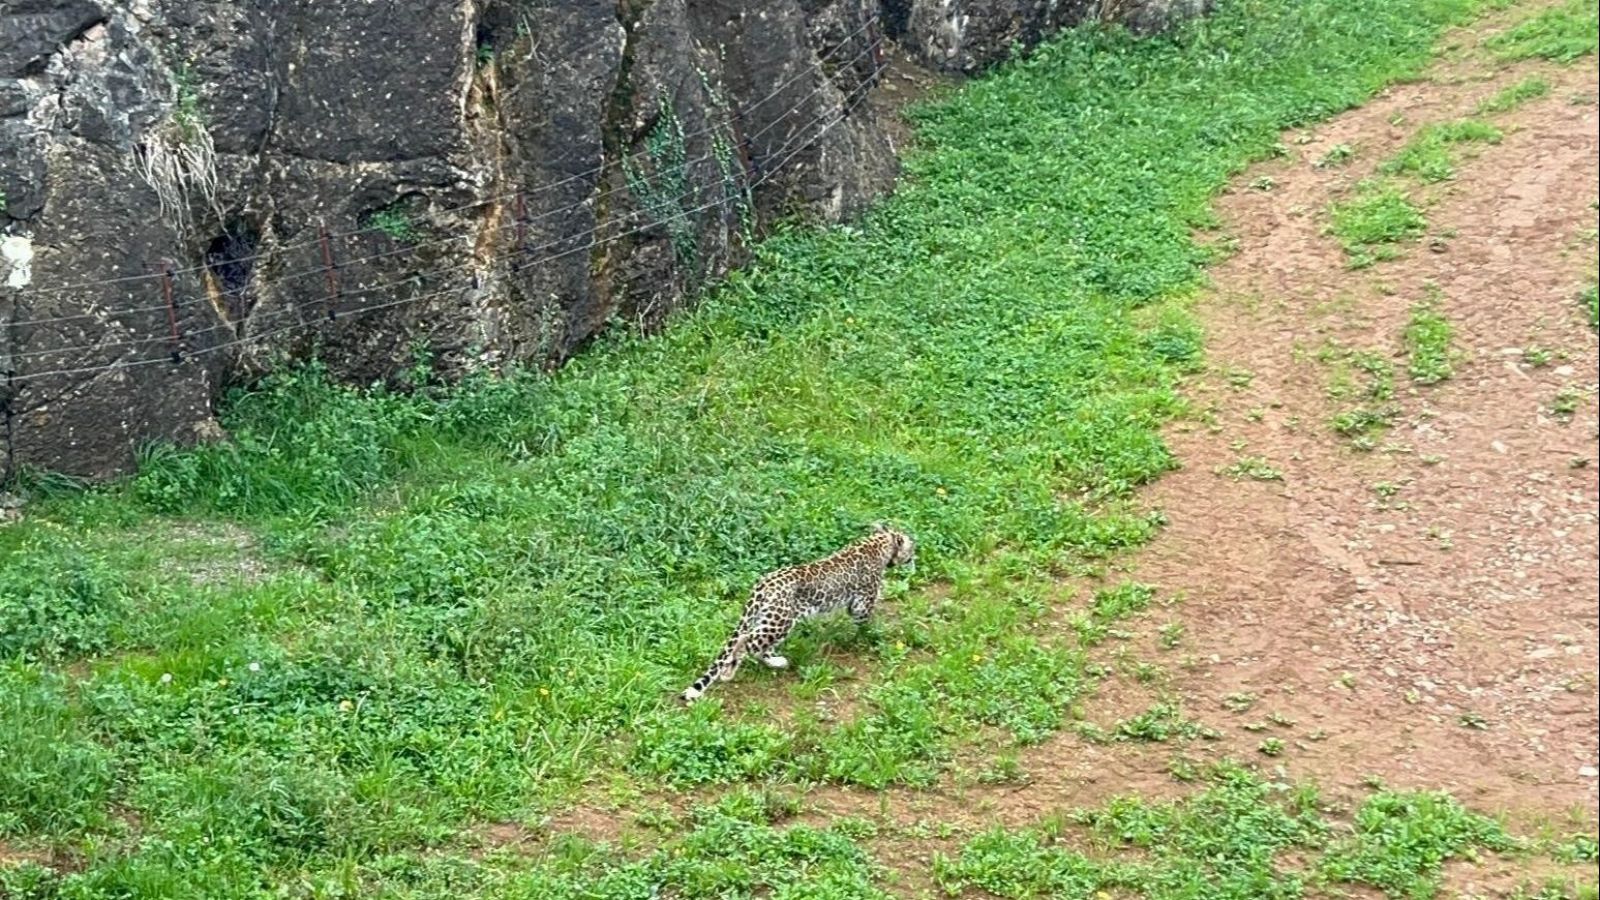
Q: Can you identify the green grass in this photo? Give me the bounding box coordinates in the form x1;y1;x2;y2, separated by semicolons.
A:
9;768;1576;900
1320;345;1400;445
1516;882;1600;900
0;0;1528;893
1475;76;1551;114
0;668;116;837
934;766;1592;900
1329;181;1428;266
934;764;1323;898
1321;789;1518;898
1556;834;1599;864
1113;701;1216;742
1071;581;1158;648
1381;118;1503;182
1404;302;1456;384
4;787;893;899
1486;0;1599;64
1584;282;1598;329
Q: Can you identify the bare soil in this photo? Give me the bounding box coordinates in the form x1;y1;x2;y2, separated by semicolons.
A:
1126;47;1599;825
791;18;1600;894
459;11;1600;893
805;11;1600;854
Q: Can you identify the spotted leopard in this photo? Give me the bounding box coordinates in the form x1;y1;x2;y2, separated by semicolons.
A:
680;525;916;702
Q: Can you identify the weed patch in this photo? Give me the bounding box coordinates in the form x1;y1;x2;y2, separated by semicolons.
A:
1404;302;1456;384
1486;0;1598;64
1328;181;1427;267
936;764;1324;898
1475;76;1551;114
935;766;1591;900
1381;118;1502;183
1114;701;1216;742
1320;344;1400;446
1092;581;1156;622
1072;581;1157;647
1550;385;1583;420
1315;143;1356;168
1216;455;1284;481
1321;789;1518;898
0;534;125;660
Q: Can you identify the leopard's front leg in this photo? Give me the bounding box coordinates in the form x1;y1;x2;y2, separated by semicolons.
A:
847;581;883;625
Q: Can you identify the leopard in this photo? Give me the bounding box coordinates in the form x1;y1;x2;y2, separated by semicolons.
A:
680;524;916;702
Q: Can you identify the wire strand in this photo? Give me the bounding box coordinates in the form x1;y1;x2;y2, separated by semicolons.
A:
7;62;882;386
3;35;886;330
11;15;882;299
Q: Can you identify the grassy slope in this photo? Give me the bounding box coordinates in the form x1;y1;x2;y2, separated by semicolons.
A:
4;0;1594;895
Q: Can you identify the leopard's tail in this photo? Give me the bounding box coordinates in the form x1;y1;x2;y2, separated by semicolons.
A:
680;628;750;702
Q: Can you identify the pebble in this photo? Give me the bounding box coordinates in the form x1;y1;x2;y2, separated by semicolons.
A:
1580;766;1598;779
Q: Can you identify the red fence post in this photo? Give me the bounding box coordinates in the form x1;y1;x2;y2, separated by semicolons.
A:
160;260;182;363
318;222;342;320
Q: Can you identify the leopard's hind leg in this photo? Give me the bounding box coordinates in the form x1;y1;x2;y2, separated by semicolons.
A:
743;617;797;672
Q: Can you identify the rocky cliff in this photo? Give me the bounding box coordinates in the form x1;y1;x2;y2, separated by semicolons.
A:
1;0;1207;480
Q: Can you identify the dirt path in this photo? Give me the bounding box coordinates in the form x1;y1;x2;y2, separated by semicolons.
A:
1120;46;1600;822
798;16;1600;890
473;13;1599;894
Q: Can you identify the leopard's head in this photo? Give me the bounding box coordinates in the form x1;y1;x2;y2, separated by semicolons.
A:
871;523;916;568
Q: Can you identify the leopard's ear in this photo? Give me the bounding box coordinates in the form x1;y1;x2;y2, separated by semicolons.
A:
870;521;888;534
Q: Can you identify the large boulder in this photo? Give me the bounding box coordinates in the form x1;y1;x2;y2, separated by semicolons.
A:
0;0;1206;480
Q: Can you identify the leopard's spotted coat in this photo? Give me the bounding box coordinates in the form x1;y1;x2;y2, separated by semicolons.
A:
680;525;915;702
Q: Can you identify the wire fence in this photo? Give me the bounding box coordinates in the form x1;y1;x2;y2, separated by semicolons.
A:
0;38;890;481
10;14;884;302
3;33;886;340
